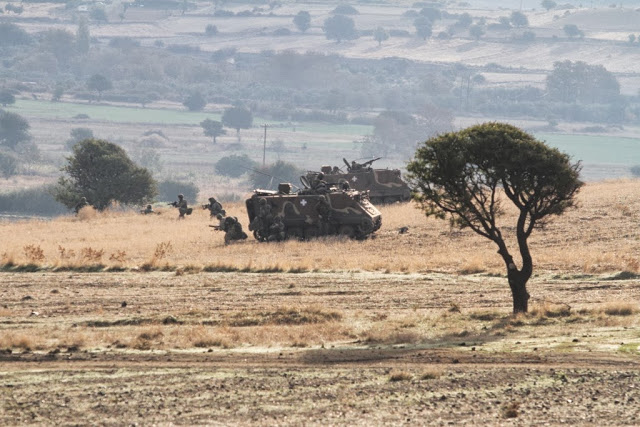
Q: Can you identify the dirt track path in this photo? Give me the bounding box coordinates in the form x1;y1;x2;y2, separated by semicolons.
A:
1;271;640;425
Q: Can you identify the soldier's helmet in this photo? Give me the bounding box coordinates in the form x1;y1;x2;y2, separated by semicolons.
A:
147;204;152;209
178;194;184;199
216;213;223;220
81;197;87;201
209;197;215;202
317;172;324;180
259;198;267;205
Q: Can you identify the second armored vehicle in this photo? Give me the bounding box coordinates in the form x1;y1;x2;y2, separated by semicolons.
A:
318;158;411;204
246;179;382;242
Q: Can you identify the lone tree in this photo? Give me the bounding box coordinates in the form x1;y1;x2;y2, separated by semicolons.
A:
87;74;112;102
183;92;207;111
221;106;253;140
293;11;311;33
407;123;583;313
373;26;389;46
53;139;157;211
322;15;358;43
414;16;433;40
563;24;583;39
0;90;16;107
541;0;556;11
0;110;31;150
200;118;226;144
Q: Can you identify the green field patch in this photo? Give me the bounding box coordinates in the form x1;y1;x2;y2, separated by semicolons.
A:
538;133;640;165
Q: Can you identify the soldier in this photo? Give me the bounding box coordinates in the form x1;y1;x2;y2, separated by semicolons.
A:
311;172;328;194
74;197;89;214
203;197;225;217
169;194;190;219
141;204;155;215
351;160;362;171
249;198;273;238
331;166;340;174
221;216;248;245
267;216;286;242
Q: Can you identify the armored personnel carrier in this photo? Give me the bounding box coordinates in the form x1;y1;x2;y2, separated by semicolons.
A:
318;158;411;204
246;179;382;242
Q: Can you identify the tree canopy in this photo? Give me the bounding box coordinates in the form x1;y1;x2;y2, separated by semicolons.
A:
54;139;157;211
374;26;389;46
407;123;583;313
183;92;207;111
0;90;16;107
323;15;358;43
87;74;112;101
546;60;620;104
222;106;253;136
200;118;226;144
510;11;529;28
0;110;31;150
250;160;304;191
293;11;311;32
414;16;433;40
215;154;258;178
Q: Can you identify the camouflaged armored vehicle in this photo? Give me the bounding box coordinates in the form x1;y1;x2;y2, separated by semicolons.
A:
317;158;411;204
246;179;381;241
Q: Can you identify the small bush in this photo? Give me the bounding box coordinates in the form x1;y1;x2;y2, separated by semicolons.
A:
215;154;258;178
157;180;199;203
602;302;638;316
205;24;218;36
0;185;67;216
23;245;45;263
502;401;520;418
389;371;412;382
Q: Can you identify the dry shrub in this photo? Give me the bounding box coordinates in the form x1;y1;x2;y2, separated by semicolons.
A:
448;302;461;313
624;257;640;273
469;310;503;321
23;244;45;263
361;325;420;345
601;301;638;316
0;332;37;350
80;247;104;263
227;306;342;327
58;245;76;260
184;325;232;349
154;241;173;259
502;401;520;418
420;367;443;380
389;370;412;382
1;252;14;266
132;327;164;349
109;250;128;264
530;301;571;318
76;205;97;221
459;256;486;275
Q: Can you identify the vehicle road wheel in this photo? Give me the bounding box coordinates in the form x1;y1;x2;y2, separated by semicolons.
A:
383;197;396;205
338;225;355;238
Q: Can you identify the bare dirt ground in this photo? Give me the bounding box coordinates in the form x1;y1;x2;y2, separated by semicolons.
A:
1;270;639;425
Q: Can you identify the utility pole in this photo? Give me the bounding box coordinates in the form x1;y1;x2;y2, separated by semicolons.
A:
262;124;268;166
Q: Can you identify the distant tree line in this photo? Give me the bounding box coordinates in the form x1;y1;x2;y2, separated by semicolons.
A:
0;18;637;137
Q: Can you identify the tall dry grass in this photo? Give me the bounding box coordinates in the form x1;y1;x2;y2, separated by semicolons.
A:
1;180;640;274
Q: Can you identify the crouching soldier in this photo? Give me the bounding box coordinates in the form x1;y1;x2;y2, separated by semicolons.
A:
267;216;286;242
220;215;248;245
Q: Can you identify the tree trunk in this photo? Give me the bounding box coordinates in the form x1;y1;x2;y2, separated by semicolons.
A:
508;270;530;313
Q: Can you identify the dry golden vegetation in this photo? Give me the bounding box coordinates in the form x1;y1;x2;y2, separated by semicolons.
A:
2;182;640;425
1;180;640;275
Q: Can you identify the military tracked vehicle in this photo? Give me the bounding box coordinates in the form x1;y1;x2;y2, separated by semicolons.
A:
246;179;382;242
317;158;411;204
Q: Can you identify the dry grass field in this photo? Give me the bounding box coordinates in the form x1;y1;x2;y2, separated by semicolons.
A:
1;180;640;424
